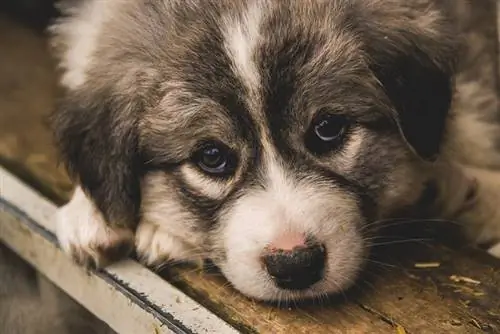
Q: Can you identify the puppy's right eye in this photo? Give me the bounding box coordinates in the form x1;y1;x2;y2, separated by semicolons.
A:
193;142;236;176
305;113;350;155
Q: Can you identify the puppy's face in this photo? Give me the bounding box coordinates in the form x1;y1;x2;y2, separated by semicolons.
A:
52;0;459;301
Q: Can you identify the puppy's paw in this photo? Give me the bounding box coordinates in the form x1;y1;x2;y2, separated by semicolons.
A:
487;243;500;258
56;187;134;268
135;221;197;268
454;166;500;248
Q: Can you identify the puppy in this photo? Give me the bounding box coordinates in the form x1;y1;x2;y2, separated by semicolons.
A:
49;0;500;302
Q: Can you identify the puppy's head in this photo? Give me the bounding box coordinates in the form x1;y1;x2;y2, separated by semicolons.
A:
51;0;459;301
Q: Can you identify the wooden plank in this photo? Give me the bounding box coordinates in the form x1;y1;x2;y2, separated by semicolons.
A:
358;222;500;333
159;219;500;333
1;8;500;334
161;267;393;334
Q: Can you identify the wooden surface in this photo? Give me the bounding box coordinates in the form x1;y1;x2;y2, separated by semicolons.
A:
1;11;499;334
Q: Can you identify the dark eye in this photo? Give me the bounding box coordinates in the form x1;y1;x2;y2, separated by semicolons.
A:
305;114;349;154
193;142;236;176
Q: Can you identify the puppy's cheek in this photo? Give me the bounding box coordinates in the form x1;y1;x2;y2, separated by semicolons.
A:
137;172;208;266
218;259;274;301
376;162;428;218
304;201;368;296
217;207;278;300
321;225;366;291
56;186;134;268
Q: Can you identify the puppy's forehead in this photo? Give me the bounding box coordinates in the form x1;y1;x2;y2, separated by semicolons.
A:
106;0;384;165
162;1;373;144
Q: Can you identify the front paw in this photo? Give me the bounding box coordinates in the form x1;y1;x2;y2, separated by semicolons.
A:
487;243;500;258
56;187;134;268
454;166;500;257
135;221;198;268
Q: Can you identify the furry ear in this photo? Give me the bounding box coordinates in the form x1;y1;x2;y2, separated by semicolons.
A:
360;1;460;160
51;90;142;228
373;48;455;160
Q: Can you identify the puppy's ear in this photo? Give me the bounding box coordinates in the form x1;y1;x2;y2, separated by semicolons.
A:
52;90;142;228
361;2;461;160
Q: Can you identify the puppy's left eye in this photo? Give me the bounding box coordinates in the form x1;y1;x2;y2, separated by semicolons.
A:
305;114;349;154
193;142;236;176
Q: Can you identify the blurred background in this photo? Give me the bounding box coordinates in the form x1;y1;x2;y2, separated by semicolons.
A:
0;1;114;333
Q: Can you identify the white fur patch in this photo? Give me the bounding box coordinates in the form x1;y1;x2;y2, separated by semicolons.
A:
179;164;228;199
222;2;264;95
54;0;113;90
56;186;133;266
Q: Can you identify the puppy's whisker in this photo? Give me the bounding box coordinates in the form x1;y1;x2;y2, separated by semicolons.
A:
356;278;377;295
322;276;349;304
369;238;431;247
364;258;397;268
153;259;186;272
148;250;211;272
361;235;415;243
361;217;461;233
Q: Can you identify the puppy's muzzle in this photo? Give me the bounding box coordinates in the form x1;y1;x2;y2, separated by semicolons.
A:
261;233;326;290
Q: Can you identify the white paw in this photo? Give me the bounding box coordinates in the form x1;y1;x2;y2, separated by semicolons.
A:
487;243;500;258
455;166;500;246
56;186;134;268
135;221;197;268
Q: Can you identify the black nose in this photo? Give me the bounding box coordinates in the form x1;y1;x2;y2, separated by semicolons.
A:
262;243;326;290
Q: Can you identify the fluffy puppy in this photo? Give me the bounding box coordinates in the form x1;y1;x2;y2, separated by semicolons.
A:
49;0;500;302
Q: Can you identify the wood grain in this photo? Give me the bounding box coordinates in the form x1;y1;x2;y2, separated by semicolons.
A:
1;10;499;334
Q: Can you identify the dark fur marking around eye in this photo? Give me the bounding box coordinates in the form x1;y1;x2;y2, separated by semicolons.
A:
174;176;249;231
257;29;320;157
174;178;223;228
172;162;262;230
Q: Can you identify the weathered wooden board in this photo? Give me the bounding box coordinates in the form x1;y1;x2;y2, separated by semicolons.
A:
1;7;499;334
